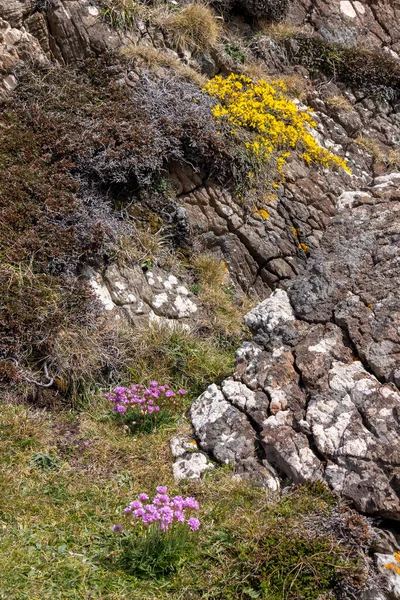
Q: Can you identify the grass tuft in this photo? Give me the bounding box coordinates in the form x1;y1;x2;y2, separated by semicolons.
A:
162;4;221;53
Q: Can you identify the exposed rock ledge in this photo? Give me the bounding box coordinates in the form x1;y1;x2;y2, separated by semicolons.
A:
187;175;400;521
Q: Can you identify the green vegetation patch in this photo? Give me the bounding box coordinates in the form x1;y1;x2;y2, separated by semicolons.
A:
0;402;372;599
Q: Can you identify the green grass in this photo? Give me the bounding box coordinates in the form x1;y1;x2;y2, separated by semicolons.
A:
0;400;368;600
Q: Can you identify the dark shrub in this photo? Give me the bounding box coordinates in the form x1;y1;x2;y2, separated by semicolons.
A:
0;57;252;380
285;34;400;100
211;0;291;20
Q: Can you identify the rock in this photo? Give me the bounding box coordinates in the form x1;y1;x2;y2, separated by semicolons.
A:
190;384;257;465
170;434;199;458
85;263;198;326
0;0;123;68
0;16;47;74
221;379;269;428
244;289;295;334
172;452;214;481
189;177;400;520
375;553;400;599
261;426;323;484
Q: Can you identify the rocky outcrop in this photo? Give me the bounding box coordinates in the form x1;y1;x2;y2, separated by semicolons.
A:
86;263;198;328
0;0;122;70
290;0;400;53
189;178;400;520
0;14;47;80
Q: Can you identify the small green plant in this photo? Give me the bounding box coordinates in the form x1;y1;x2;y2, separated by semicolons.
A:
225;43;245;64
99;0;139;30
113;486;200;577
30;452;61;471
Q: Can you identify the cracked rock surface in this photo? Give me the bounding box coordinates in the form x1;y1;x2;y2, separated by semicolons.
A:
190;179;400;520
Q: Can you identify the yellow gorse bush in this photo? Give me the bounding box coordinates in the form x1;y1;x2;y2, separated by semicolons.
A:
204;74;351;180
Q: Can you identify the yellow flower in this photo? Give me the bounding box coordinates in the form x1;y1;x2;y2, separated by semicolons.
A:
203;74;352;184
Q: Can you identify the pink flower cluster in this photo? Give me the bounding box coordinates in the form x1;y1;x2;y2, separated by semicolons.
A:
115;486;200;532
104;382;186;415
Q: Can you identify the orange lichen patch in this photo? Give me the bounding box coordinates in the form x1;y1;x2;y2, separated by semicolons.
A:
384;550;400;574
298;242;309;253
254;207;270;220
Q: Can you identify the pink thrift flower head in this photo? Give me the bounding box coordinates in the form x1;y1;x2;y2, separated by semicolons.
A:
142;513;154;525
172;496;184;509
154;406;160;412
147;406;154;414
187;517;200;531
130;500;142;510
156;486;168;494
124;507;132;515
112;524;123;532
178;389;187;395
174;510;185;523
150;380;158;387
183;497;199;510
115;405;127;414
154;493;170;506
133;508;146;518
138;493;149;501
165;390;176;398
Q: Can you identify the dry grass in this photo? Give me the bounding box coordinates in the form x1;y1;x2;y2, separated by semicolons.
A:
191;254;254;339
280;73;310;99
327;95;355;112
161;4;221;53
122;44;208;86
260;21;306;39
356;134;400;169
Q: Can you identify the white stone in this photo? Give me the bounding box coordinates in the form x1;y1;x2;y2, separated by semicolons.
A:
127;294;137;303
114;281;126;290
176;286;189;296
221;380;257;412
170;435;199;458
146;271;155;285
263;410;292;430
173;453;213;481
191;384;228;429
266;388;288;412
353;1;365;15
174;295;197;318
244;289;295;333
374;172;400;187
308;337;338;354
89;278;115;311
152;293;168;308
168;275;179;285
88;5;99;16
340;1;357;19
337;190;371;212
329;361;370;394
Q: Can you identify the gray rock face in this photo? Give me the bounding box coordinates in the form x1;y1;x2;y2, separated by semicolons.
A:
189;181;400;520
190;384;257;465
